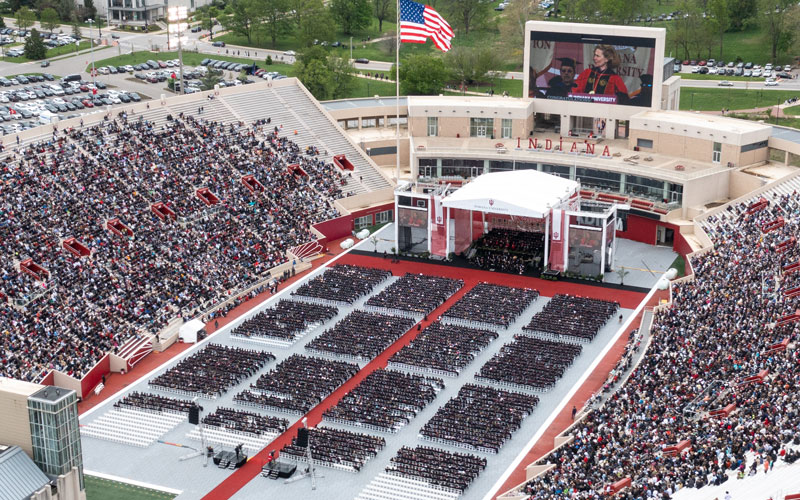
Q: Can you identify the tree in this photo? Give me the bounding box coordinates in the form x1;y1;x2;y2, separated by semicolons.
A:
296;46;356;99
40;8;61;33
616;267;630;286
72;22;82;40
262;0;291;47
200;68;224;90
291;0;336;47
330;0;371;35
442;0;490;35
0;17;5;29
298;58;334;98
15;6;35;30
759;0;799;62
727;0;756;30
597;0;648;23
226;0;262;44
24;28;47;59
373;0;393;32
329;55;357;98
668;0;706;59
54;0;75;24
397;54;449;94
445;46;495;90
83;0;97;21
498;0;535;63
706;0;730;58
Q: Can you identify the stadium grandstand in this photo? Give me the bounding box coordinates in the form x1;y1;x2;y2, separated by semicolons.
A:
2;18;800;500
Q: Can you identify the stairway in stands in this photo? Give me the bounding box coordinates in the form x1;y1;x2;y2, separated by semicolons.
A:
271;85;392;192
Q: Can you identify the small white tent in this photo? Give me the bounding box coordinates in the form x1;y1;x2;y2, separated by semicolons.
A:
179;318;205;343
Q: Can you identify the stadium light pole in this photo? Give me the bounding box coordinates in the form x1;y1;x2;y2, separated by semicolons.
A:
87;19;96;85
168;6;188;96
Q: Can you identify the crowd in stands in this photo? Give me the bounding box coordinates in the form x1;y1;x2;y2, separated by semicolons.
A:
387;445;487;493
523;294;619;342
365;273;463;316
292;265;391;305
230;300;338;341
477;335;582;391
201;407;289;436
149;344;274;398
388;321;498;376
305;310;414;360
282;426;386;472
420;383;538;454
113;391;195;415
235;354;359;414
443;282;539;328
0;111;351;383
323;369;443;432
522;191;800;499
469;229;545;274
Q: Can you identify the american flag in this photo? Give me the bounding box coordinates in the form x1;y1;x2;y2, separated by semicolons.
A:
399;0;454;52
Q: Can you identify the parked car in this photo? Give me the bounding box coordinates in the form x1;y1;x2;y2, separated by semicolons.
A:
744;62;753;69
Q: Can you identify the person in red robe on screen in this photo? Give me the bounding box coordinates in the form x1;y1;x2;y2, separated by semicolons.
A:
573;45;628;99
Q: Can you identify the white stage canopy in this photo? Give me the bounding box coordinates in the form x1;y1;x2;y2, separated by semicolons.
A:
441;170;579;218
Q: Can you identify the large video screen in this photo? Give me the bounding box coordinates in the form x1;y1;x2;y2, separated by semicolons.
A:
528;31;656;107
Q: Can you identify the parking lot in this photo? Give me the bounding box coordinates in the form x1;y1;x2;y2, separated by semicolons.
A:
0;73;143;134
100;57;288;94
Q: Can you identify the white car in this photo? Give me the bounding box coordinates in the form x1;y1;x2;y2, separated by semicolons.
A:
52;97;66;105
763;70;772;78
765;78;779;86
284;50;296;57
708;67;719;74
752;69;762;77
717;80;734;87
765;63;773;71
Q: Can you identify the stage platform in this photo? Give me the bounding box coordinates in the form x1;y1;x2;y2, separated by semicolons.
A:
370;223;677;291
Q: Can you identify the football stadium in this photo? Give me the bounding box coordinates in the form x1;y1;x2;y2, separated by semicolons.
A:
1;18;800;500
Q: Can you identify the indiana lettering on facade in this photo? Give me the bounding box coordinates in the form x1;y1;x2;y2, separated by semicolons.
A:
517;137;612;157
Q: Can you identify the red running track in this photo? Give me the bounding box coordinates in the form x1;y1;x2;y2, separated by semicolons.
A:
203;254;647;499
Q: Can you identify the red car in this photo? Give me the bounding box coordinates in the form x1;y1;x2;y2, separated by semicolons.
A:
682;59;689;65
157;60;167;68
82;99;94;107
698;60;706;66
79;84;89;92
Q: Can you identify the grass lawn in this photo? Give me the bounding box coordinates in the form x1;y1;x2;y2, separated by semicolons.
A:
679;88;800;111
349;77;397;98
88;51;270;72
783;105;800;116
1;41;98;63
85;475;176;500
445;77;524;97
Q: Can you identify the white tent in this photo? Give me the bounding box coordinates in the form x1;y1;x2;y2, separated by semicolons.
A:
179;318;205;344
441;170;578;218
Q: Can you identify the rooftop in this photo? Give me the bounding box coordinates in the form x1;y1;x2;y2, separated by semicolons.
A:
0;377;43;398
633;110;773;135
29;386;75;405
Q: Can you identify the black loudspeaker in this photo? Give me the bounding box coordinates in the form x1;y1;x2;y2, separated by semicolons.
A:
297;428;309;447
189;405;200;425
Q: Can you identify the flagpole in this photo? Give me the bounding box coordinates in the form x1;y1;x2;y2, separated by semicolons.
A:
395;0;400;183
